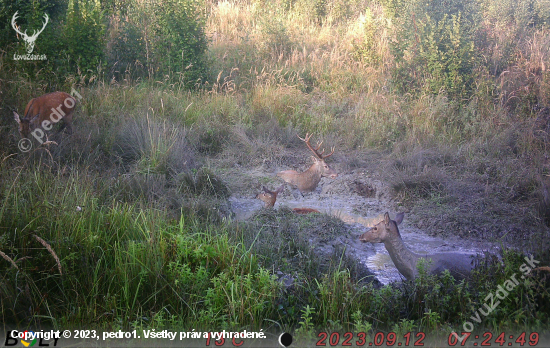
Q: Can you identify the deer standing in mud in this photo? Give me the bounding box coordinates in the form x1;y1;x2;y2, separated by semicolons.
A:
13;91;76;139
256;185;320;214
277;133;337;193
359;212;474;280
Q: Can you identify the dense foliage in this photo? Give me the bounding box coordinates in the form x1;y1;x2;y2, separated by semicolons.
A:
390;0;480;99
0;0;208;86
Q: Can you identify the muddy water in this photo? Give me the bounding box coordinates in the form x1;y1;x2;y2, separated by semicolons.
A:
229;194;489;285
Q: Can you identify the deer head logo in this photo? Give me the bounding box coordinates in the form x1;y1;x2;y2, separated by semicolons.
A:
11;11;49;54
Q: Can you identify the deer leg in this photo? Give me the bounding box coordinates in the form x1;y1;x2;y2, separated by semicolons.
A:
57;120;73;134
57;121;66;132
65;121;73;134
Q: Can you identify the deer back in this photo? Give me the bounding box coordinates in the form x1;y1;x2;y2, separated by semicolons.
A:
14;91;76;138
277;133;337;192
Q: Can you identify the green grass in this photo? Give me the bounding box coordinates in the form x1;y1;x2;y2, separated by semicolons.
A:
1;71;549;343
0;163;549;338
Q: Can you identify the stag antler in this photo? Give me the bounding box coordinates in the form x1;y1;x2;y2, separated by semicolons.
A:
297;133;334;159
11;12;25;38
32;13;49;39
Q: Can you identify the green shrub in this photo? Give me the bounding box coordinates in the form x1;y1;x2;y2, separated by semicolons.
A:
105;0;208;86
391;0;479;100
2;0;208;87
350;8;386;67
256;14;294;59
152;0;208;87
64;0;106;75
106;11;149;80
483;0;550;29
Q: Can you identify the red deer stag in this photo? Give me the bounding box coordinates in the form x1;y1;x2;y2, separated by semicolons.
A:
359;212;474;280
14;91;76;139
256;185;320;214
277;133;337;193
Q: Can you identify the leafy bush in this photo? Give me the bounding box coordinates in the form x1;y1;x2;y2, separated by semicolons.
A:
391;0;480;99
106;10;149;80
104;0;208;87
257;16;294;59
350;7;387;67
0;0;66;51
483;0;550;30
152;0;208;87
2;0;208;87
64;0;105;75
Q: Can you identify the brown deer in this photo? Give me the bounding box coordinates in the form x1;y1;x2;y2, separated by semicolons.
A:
14;91;76;139
256;184;285;208
359;212;474;280
256;185;320;214
277;133;337;192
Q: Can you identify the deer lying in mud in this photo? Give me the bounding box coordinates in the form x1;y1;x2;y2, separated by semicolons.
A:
359;212;474;280
277;133;337;193
256;185;320;214
13;91;76;139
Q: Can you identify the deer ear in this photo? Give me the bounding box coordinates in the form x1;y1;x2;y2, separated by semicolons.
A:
395;212;404;225
13;112;21;124
384;212;390;225
30;114;40;124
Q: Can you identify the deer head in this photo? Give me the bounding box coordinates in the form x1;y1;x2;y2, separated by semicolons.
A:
13;112;41;138
298;133;337;179
359;212;405;243
12;11;49;54
256;184;284;208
